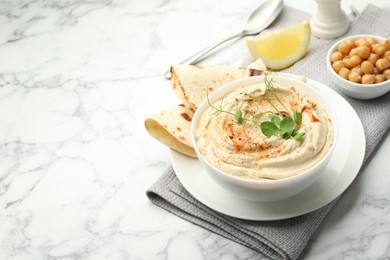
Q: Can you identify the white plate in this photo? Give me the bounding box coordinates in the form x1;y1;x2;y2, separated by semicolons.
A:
171;77;366;221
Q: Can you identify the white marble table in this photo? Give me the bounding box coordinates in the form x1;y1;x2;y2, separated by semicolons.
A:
1;0;389;259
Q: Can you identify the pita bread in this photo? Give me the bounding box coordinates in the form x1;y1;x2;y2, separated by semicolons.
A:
171;64;266;115
247;58;268;71
145;104;196;157
145;61;267;157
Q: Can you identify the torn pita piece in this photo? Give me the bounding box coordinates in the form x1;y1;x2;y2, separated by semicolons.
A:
145;104;196;157
145;61;267;157
171;64;266;115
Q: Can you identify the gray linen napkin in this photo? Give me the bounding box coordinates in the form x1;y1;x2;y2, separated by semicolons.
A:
147;5;390;260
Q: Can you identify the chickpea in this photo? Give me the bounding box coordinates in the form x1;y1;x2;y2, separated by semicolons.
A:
361;74;376;84
375;74;386;83
383;69;390;80
338;68;351;80
376;58;390;72
379;39;390;51
367;53;379;65
373;44;386;56
342;57;350;68
331;51;344;62
349;48;358;57
356;39;371;49
349;71;362;83
383;51;390;61
351;66;363;76
373;67;379;75
355;39;367;46
347;55;362;68
354;39;363;45
338;42;351;55
361;61;374;74
346;39;356;49
366;37;377;45
357;46;371;59
332;60;345;73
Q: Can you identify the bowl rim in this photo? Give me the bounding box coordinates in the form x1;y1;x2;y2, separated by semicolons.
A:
191;74;339;184
326;34;390;89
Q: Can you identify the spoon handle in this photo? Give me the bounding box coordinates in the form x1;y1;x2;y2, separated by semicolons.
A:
164;31;244;79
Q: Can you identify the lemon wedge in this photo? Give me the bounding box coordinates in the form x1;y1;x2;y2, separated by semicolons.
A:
246;20;311;70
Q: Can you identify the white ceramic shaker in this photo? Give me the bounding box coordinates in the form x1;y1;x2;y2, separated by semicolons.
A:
310;0;350;39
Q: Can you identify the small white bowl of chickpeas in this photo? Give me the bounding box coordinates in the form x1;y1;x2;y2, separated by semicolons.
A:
327;34;390;99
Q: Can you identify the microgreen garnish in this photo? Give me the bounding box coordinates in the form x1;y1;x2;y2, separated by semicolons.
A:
293;110;302;125
207;91;240;121
235;110;243;124
206;75;305;141
259;76;304;141
261;115;300;140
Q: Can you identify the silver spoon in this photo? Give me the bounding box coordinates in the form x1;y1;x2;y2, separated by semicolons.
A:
164;0;284;79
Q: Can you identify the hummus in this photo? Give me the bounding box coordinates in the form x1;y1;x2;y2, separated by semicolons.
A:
195;83;334;180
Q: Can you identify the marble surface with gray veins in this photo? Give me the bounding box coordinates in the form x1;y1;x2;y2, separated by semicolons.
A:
0;0;389;259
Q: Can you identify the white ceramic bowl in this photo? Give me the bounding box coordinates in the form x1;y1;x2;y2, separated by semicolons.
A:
191;75;338;201
326;34;390;99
